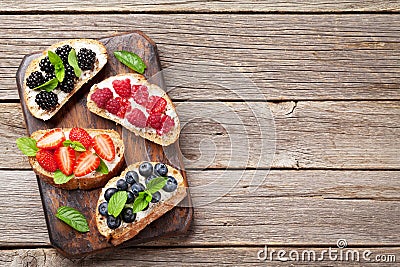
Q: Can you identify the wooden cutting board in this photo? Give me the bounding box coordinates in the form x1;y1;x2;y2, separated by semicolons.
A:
16;31;193;258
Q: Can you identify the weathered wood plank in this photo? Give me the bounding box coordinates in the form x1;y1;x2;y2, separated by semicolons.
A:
1;14;400;100
1;247;399;266
1;0;399;12
3;101;399;170
1;170;399;246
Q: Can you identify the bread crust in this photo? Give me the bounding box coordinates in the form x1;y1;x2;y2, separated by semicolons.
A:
87;73;180;146
24;39;108;121
29;128;125;190
96;162;187;246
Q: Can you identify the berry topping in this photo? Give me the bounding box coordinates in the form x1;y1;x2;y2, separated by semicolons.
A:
146;113;163;130
26;71;45;89
104;188;118;202
121;208;136;223
36;149;58;172
126;191;135;204
151;191;161;203
35;91;58;110
64;64;76;79
154;163;168;176
163;176;178;192
59;77;75;93
132;85;149;106
115;97;131;118
125;171;139;185
145;174;157;185
36;128;66;150
116;179;128;191
74;151;100;177
126;108;147;128
107;215;121;229
98;202;108;216
112;79;131;98
138;162;153;177
146;96;167;115
105;98;121;115
44;72;56;82
54;146;76;176
93;134;115;161
55;45;72;64
157;115;175;135
69;127;93;150
91;88;113;109
131;183;145;197
77;48;96;71
39;57;55;74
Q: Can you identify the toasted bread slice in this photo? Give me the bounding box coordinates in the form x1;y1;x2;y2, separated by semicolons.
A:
24;39;108;121
87;73;180;146
96;162;187;245
29;128;125;190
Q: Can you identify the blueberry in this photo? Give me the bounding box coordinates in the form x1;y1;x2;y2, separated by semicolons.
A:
126;191;135;204
154;163;168;176
163;176;178;192
116;179;128;191
145;174;157;185
139;162;153;177
98;202;108;216
131;183;145;197
121;208;136;223
125;171;139;185
142;203;149;211
104;188;118;202
107;215;121;229
151;191;161;203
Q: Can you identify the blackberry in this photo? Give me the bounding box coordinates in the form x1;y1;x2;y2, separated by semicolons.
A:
39;57;54;74
26;71;45;89
55;45;72;64
77;48;96;70
64;64;76;79
59;77;75;93
35;91;58;110
44;72;56;82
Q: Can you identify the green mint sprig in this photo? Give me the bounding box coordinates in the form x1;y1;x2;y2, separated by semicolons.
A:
68;49;82;77
132;177;167;213
48;51;65;82
33;78;58;92
56;206;89;233
114;50;146;74
63;140;86;152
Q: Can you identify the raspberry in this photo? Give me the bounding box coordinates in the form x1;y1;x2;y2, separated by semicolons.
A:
105;98;121;115
112;79;131;98
146;96;167;114
158;115;175;135
126;108;147;128
36;149;58;172
132;85;149;106
91;88;113;108
115;97;131;118
146;113;163;130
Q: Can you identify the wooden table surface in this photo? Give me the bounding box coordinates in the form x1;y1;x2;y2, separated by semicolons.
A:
0;1;399;266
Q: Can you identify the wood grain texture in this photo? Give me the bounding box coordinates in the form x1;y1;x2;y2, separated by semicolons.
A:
3;101;399;170
1;0;399;12
1;247;399;266
1;170;399;246
1;14;400;100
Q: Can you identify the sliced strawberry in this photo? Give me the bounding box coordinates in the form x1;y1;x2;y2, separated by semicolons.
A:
54;146;76;176
93;134;115;161
74;151;100;177
36;128;66;149
36;149;58;172
69;127;93;149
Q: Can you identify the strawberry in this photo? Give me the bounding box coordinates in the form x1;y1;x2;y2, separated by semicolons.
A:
132;85;149;106
54;146;76;176
115;97;131;118
36;128;66;149
93;134;115;161
146;96;167;115
126;108;147;128
36;149;58;172
112;79;131;98
74;151;100;177
69;127;93;149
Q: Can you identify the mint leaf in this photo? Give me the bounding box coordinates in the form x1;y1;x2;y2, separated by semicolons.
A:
33;78;58;92
56;206;89;233
132;192;150;213
68;49;82;77
108;191;127;217
54;170;74;184
146;177;167;194
63;140;86;152
16;137;38;156
114;51;146;74
145;193;152;202
96;158;109;175
48;51;65;82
